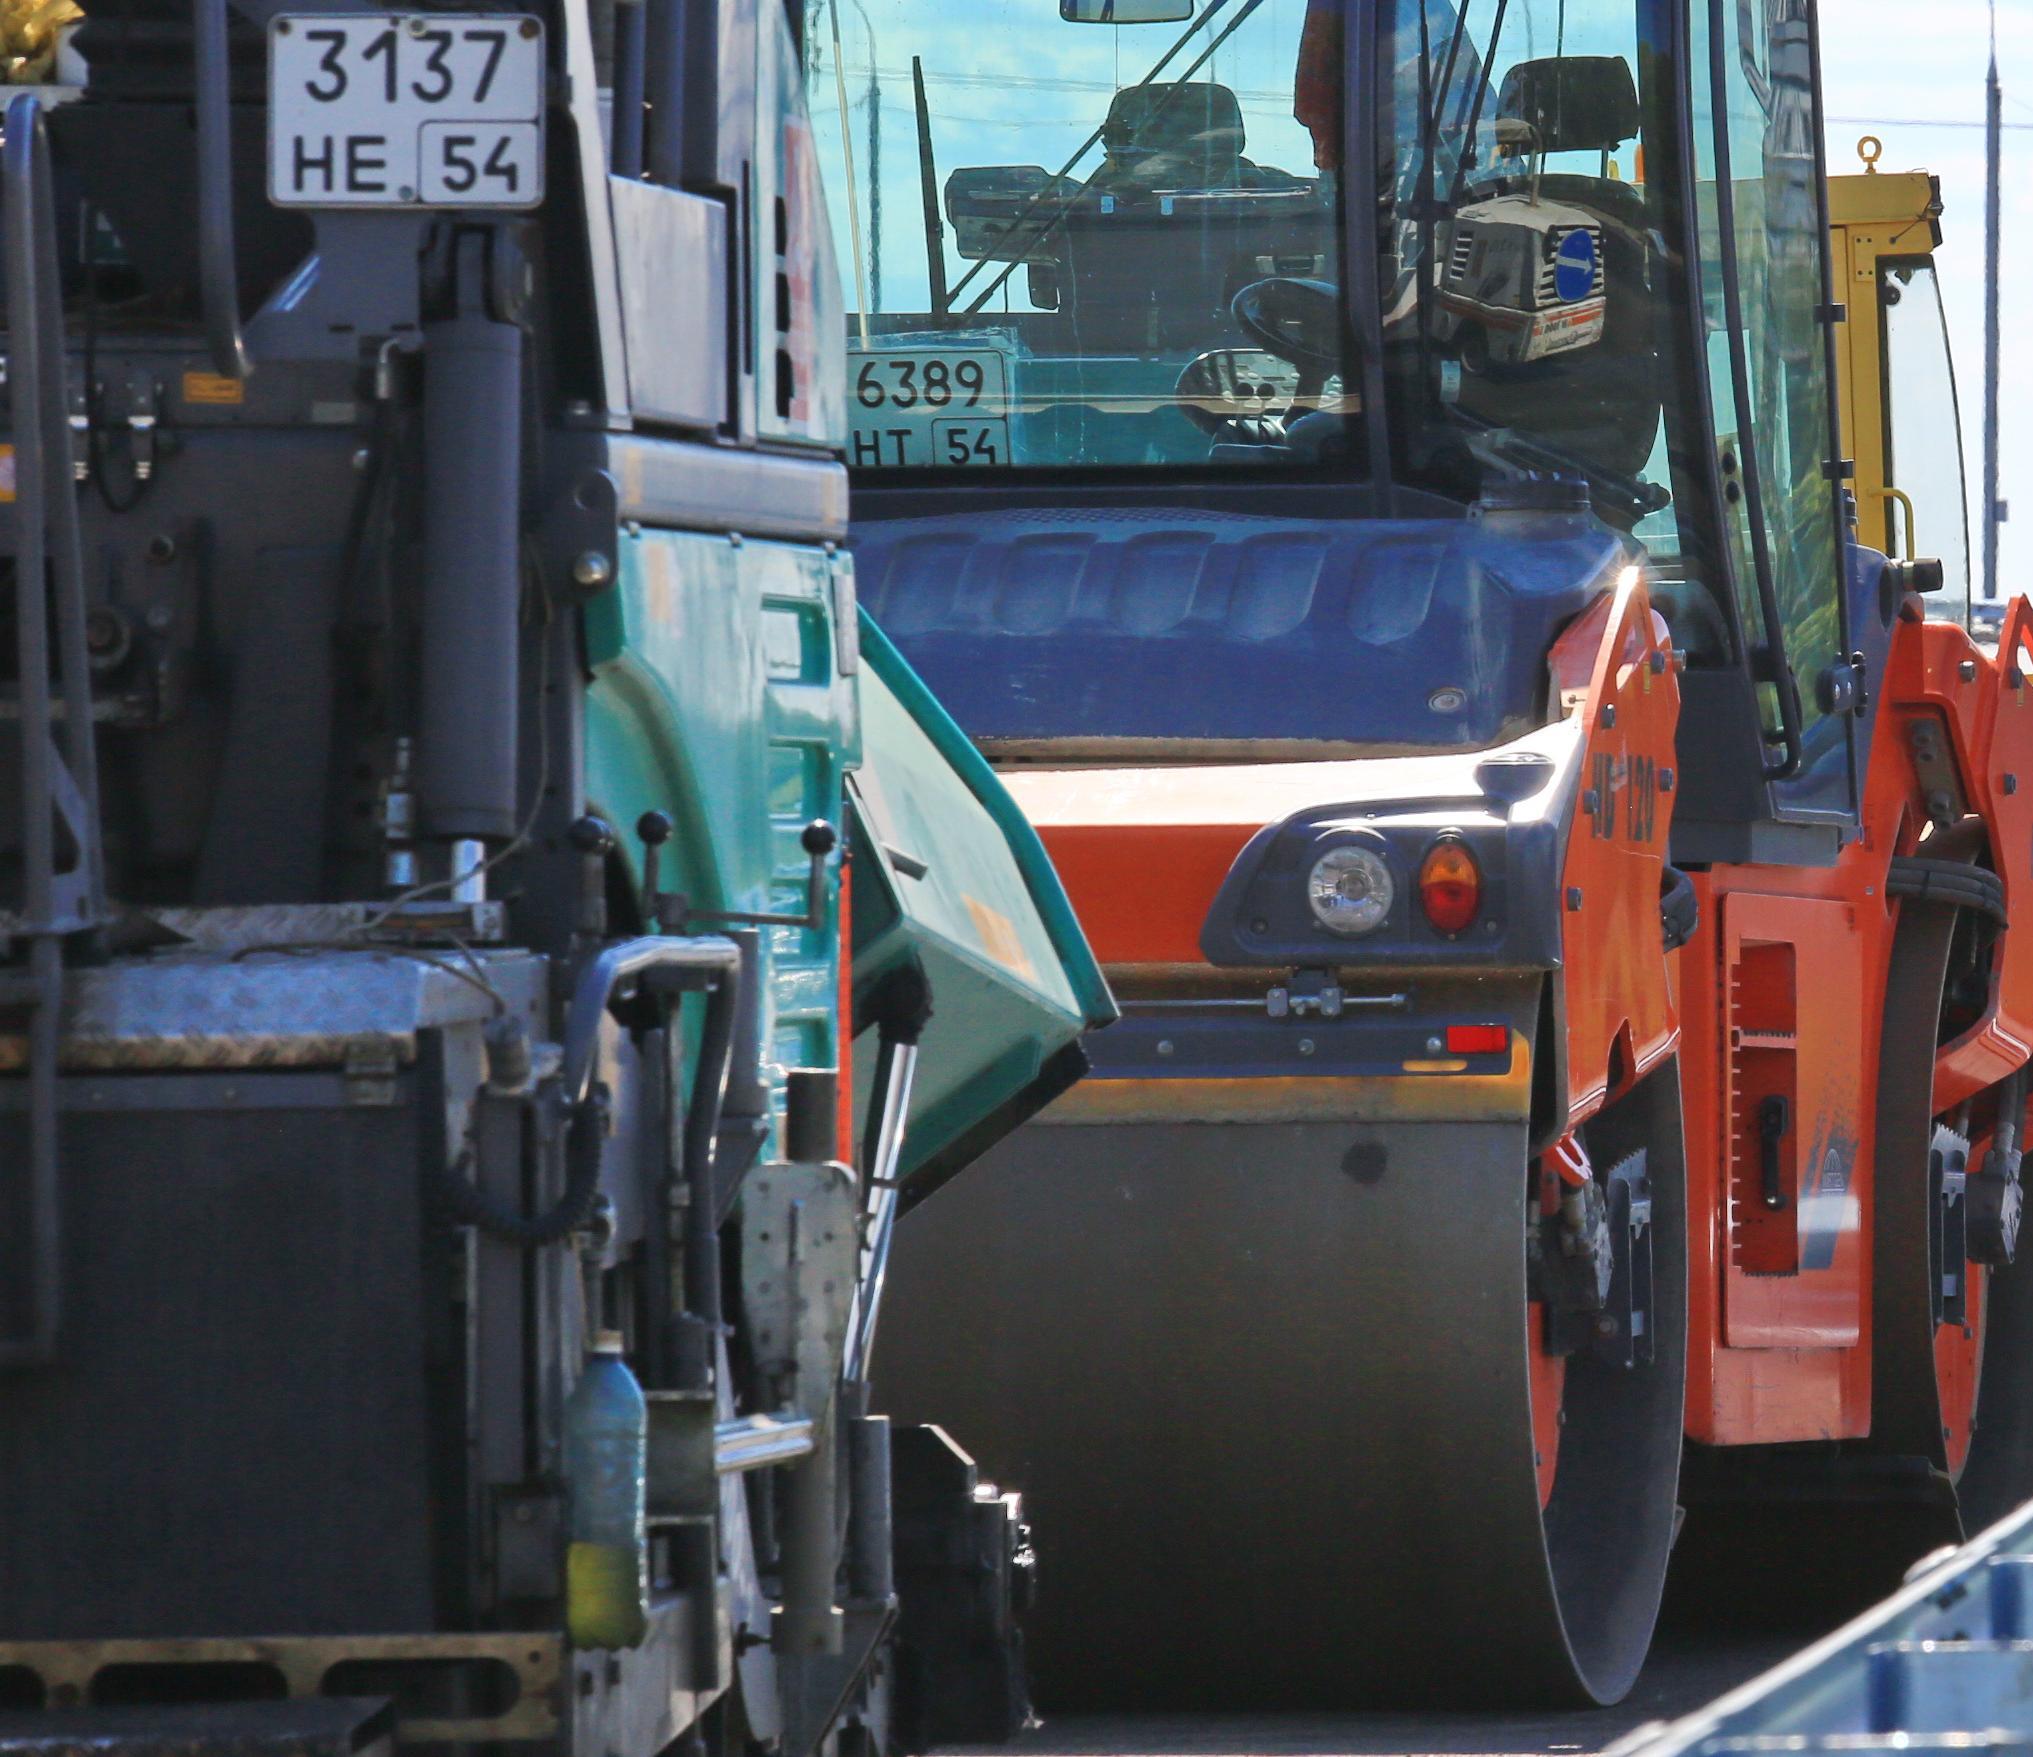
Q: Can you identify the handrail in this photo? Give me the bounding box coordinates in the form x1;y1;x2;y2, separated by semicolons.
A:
2;90;107;1367
1704;0;1804;781
195;0;251;379
1868;483;1918;560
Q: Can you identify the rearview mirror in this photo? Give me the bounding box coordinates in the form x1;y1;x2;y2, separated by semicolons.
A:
1060;0;1195;20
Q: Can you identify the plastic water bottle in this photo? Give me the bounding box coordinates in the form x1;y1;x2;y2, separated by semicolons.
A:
563;1330;649;1649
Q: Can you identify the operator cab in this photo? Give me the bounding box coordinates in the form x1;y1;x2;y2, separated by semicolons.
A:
818;0;1891;860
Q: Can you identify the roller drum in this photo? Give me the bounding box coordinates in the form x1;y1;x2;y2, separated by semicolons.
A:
873;1101;1686;1709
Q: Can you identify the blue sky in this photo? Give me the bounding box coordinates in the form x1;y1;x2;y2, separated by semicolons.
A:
1820;0;2029;600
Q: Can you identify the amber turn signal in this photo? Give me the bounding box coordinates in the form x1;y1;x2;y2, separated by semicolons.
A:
1418;837;1481;935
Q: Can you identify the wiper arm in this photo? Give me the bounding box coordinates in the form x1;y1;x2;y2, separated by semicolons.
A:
1471;422;1673;524
1444;0;1509;209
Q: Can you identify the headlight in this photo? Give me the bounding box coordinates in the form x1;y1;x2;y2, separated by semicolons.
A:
1307;846;1395;936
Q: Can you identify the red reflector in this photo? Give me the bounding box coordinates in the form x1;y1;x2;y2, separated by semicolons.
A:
1446;1024;1509;1056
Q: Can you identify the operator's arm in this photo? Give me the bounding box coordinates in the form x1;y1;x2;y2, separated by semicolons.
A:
1294;0;1342;170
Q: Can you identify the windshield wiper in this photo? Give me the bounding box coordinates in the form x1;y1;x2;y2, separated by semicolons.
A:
1470;422;1673;525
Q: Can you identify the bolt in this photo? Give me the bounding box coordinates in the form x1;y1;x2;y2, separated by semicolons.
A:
352;447;373;474
1297;1038;1316;1057
145;603;173;633
1567;886;1584;911
2009;774;2021;796
1962;659;1979;682
146;533;177;565
1650;651;1667;674
1596;1315;1619;1340
406;15;426;31
572;550;613;590
1601;704;1617;728
1425;1035;1444;1056
1155;1039;1174;1058
1251;917;1269;933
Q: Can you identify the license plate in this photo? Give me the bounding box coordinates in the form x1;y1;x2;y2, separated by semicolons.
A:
849;349;1011;469
268;13;545;209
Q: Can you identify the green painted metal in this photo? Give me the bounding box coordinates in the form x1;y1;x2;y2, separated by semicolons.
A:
852;610;1115;1183
577;530;1109;1181
583;527;861;1145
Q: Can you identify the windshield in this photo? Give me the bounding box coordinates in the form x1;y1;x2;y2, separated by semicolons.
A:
804;0;1349;472
1882;258;1973;621
1373;0;1690;544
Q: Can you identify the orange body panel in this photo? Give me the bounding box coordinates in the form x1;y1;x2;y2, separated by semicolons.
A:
1676;601;2033;1446
1549;577;1682;1122
998;571;2033;1456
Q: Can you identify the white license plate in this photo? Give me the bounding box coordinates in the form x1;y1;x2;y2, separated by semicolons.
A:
849;349;1011;469
268;13;545;209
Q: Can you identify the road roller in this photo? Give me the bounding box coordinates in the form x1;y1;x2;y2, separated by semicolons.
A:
0;0;1113;1751
799;0;2033;1712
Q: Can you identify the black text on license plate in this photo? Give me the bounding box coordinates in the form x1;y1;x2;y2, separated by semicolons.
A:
268;13;545;208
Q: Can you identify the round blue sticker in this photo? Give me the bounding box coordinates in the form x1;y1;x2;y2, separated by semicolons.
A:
1553;228;1597;302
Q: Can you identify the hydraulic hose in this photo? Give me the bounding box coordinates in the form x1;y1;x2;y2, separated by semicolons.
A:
682;971;740;1333
433;1088;610;1247
1887;855;2008;926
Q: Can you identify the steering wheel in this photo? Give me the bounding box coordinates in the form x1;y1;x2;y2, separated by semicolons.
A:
1230;277;1342;397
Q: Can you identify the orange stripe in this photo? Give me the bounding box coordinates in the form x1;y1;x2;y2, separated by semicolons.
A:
1034;822;1256;966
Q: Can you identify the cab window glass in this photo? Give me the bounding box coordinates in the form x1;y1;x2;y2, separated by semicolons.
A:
1373;0;1690;556
804;0;1347;472
1882;258;1972;622
1688;0;1844;735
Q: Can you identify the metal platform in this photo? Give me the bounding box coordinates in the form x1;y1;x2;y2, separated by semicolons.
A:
1623;1499;2033;1752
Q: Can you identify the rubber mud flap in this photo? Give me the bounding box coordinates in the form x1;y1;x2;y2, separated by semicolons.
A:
871;1097;1686;1710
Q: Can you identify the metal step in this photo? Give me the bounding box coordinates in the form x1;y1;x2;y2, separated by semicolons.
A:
0;1699;394;1757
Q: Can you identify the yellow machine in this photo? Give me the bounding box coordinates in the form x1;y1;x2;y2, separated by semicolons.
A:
1828;141;1974;621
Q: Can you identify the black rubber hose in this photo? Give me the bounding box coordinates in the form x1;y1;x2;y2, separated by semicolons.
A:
434;1088;609;1247
1887;855;2008;925
683;974;740;1333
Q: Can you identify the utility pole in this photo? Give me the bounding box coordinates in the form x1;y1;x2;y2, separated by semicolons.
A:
1985;5;2004;599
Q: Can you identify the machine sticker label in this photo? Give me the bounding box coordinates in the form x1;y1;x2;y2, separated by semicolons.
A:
182;371;246;406
268;13;546;210
848;347;1011;469
1586;750;1657;844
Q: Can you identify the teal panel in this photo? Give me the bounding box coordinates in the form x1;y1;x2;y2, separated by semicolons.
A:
851;610;1116;1183
583;529;860;1157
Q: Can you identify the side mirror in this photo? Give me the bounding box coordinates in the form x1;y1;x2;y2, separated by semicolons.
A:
1495;55;1640;154
1060;0;1194;19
